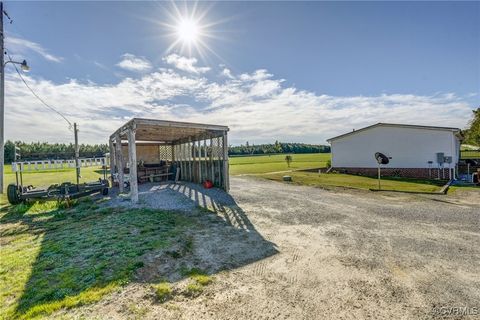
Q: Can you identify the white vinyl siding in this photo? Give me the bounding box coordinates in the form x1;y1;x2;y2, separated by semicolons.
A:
330;126;460;169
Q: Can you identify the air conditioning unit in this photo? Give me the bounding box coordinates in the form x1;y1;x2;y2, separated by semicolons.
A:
443;156;452;164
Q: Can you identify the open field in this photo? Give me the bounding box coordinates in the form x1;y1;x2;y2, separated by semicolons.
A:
229;153;330;175
0;177;476;319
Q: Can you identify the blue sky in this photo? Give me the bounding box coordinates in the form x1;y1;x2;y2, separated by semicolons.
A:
3;1;479;144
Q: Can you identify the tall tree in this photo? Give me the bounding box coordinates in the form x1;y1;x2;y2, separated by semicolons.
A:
464;108;480;146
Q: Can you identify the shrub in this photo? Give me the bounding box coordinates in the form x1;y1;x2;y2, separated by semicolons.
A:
185;283;203;296
153;282;172;302
191;274;213;286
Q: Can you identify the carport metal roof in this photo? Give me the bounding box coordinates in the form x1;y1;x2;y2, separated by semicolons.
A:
109;118;229;143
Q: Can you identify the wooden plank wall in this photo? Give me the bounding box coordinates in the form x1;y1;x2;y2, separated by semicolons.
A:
172;135;228;191
121;145;161;164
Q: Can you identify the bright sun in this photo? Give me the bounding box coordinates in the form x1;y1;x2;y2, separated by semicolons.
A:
177;18;199;44
156;2;227;58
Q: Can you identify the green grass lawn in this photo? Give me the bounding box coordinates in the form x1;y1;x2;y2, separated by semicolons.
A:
263;171;446;193
0;198;195;319
3;166;107;193
229;153;330;175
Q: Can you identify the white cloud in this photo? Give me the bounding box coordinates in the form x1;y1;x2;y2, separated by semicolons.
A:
221;68;234;79
116;53;152;72
163;54;210;74
6;36;63;63
4;64;474;145
239;69;273;82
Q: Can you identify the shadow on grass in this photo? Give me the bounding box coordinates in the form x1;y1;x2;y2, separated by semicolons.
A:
0;184;277;319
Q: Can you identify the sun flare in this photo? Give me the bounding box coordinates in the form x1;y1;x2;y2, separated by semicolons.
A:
177;18;200;44
154;2;226;59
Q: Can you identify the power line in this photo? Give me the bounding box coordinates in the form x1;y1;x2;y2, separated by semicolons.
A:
6;51;73;130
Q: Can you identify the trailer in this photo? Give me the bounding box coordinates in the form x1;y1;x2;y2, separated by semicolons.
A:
7;179;109;205
6;123;109;205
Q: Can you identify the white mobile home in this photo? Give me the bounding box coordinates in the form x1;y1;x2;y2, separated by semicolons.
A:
327;123;462;179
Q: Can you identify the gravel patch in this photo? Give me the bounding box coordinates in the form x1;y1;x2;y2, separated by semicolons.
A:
108;180;236;212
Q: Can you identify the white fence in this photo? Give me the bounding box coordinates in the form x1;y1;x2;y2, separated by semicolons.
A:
12;157;107;172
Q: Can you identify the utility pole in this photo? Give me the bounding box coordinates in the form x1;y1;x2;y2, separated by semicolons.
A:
74;122;80;185
0;1;5;193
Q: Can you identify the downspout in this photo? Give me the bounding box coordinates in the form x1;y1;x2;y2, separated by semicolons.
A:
451;131;456;180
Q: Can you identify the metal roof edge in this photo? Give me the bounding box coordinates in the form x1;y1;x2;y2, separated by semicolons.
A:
327;123;461;143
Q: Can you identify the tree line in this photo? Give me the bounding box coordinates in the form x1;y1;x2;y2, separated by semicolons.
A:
229;141;330;156
4;141;109;163
4;140;330;163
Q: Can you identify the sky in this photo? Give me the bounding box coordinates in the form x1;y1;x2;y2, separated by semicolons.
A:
2;1;479;145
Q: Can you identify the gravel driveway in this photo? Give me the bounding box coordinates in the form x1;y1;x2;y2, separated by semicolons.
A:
68;176;480;320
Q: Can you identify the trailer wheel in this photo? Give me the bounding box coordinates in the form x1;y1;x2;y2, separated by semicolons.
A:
102;188;109;196
7;184;22;205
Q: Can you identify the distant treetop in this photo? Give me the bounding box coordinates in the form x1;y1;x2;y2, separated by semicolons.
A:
229;142;330;156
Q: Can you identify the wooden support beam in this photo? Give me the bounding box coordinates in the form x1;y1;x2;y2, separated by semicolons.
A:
180;143;185;180
109;138;115;184
127;128;139;203
189;140;193;182
197;140;202;183
222;131;229;192
209;138;214;184
203;139;207;182
183;144;186;181
216;137;221;187
115;133;124;193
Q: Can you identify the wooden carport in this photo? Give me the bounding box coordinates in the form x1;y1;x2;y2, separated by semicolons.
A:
109;118;229;203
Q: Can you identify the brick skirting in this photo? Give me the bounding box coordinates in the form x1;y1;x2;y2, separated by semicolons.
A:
333;167;454;179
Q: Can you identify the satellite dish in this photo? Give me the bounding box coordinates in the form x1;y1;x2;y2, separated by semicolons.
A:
375;152;389;165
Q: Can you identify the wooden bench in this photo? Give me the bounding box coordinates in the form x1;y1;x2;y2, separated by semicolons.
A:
138;172;173;182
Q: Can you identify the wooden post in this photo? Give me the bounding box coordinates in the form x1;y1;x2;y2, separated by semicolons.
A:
74;123;80;185
127;128;138;203
115;133;124;193
203;139;208;182
209;138;214;184
189;140;193;182
216;137;221;187
180;143;186;180
109;138;116;183
222;131;229;192
184;143;187;181
197;140;202;183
